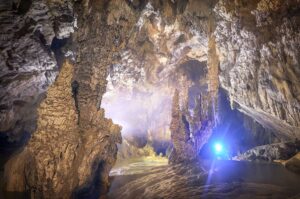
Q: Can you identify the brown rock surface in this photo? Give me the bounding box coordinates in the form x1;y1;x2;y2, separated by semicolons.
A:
169;89;195;163
169;88;215;163
3;0;138;197
0;0;75;143
4;60;122;198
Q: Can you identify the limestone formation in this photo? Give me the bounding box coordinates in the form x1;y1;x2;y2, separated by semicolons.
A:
0;0;75;144
4;60;121;198
233;140;300;162
3;0;137;197
214;0;300;139
169;89;194;163
169;89;214;163
101;0;216;154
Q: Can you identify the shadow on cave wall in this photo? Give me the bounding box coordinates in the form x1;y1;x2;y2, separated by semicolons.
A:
72;160;106;199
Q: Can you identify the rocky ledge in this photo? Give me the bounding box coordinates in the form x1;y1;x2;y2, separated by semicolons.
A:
233;140;300;162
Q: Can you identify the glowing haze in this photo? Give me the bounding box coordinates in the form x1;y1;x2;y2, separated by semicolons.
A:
101;86;172;144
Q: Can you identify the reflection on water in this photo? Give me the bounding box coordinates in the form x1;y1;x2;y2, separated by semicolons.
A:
202;160;300;189
110;156;168;176
108;157;300;199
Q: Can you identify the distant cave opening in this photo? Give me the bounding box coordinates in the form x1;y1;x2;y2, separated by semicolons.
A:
101;85;172;160
101;58;214;165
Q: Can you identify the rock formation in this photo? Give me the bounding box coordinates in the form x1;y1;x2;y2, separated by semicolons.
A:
3;0;136;198
169;89;194;163
4;60;122;198
169;88;215;163
215;0;300;139
101;0;217;156
0;0;74;145
233;140;300;162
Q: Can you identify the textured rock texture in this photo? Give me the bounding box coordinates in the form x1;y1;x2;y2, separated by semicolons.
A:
3;0;137;197
5;60;78;196
96;0;224;163
169;89;195;163
0;0;74;144
4;60;121;198
169;88;215;163
233;140;300;161
100;0;300;159
214;0;300;139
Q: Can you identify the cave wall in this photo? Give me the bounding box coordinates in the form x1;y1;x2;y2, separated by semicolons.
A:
0;0;74;145
214;0;300;139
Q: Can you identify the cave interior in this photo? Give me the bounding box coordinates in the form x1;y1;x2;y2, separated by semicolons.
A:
0;0;300;199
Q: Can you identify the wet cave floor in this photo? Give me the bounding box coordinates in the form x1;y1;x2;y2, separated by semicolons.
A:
107;157;300;199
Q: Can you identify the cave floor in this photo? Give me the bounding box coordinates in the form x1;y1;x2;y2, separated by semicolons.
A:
107;157;300;199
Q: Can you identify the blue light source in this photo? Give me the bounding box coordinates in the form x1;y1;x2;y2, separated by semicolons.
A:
214;143;223;154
